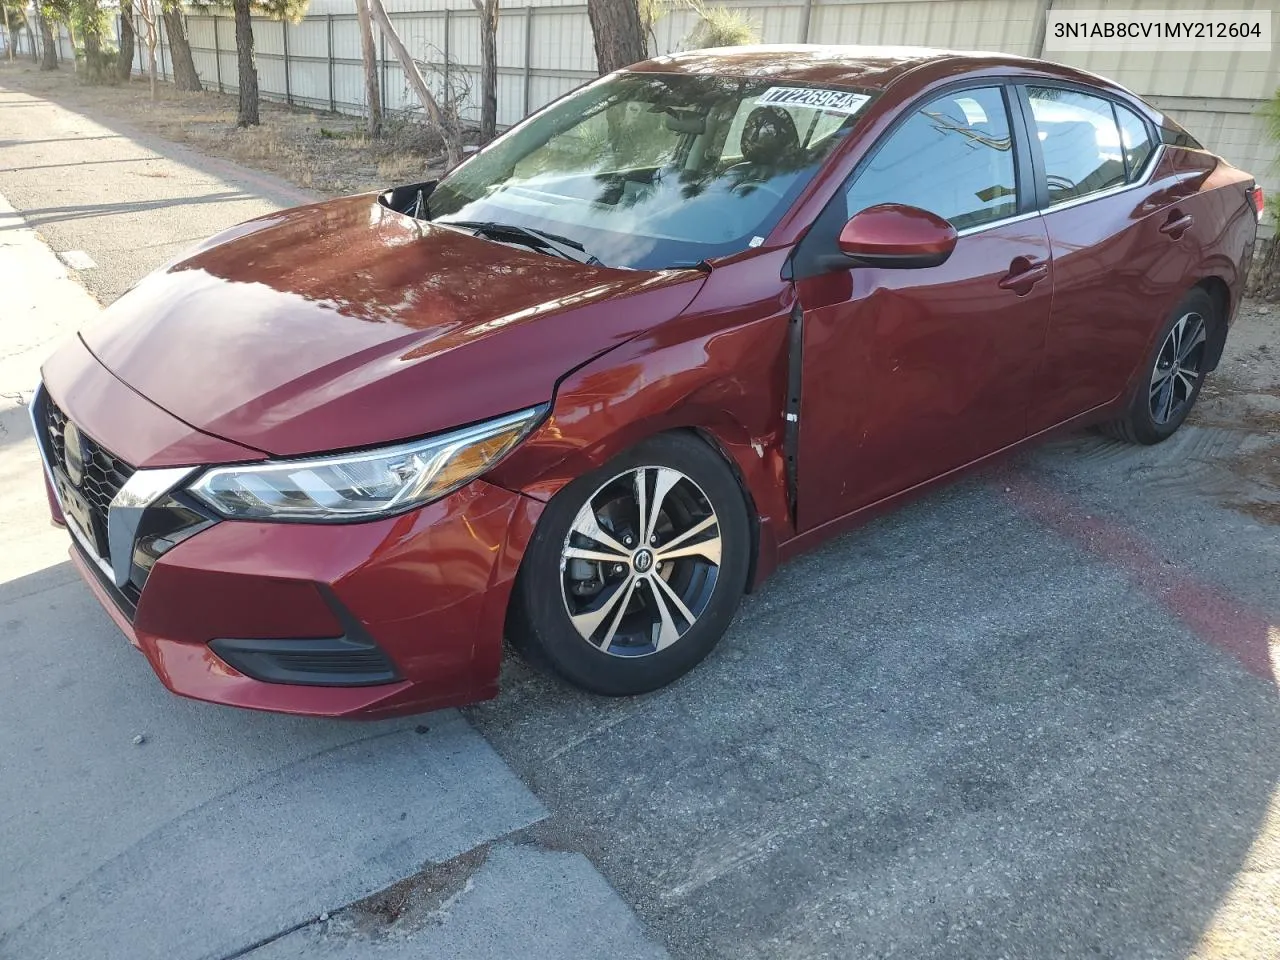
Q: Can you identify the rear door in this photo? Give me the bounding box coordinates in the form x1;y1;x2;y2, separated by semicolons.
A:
1019;85;1209;432
792;84;1053;532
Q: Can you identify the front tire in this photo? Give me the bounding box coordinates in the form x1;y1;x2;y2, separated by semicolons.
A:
509;432;751;696
1100;288;1216;445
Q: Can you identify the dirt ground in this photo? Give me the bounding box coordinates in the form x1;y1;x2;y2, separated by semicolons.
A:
1193;299;1280;523
0;60;442;196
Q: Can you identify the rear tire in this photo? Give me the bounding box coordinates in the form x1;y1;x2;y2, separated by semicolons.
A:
1098;288;1215;445
509;432;750;696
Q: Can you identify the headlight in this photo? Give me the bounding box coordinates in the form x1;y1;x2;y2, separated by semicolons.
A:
188;406;546;521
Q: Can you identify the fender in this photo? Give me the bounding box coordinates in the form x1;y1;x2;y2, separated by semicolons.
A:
486;249;801;587
1114;185;1256;403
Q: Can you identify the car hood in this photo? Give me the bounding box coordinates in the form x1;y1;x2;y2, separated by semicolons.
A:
81;195;706;457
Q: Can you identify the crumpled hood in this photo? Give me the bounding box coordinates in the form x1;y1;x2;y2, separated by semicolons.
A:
81;195;706;457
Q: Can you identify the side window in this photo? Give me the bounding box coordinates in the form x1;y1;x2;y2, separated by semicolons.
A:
1027;87;1126;204
844;86;1017;231
1115;104;1154;181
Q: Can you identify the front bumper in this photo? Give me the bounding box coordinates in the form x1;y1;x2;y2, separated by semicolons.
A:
35;343;542;718
64;482;538;718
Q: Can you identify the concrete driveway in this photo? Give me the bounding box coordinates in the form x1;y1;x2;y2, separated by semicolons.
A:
2;68;1278;960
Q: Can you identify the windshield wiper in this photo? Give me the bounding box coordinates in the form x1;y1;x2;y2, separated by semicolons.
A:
440;220;602;266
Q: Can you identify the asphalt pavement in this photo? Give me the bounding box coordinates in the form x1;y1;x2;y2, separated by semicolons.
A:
2;69;1279;960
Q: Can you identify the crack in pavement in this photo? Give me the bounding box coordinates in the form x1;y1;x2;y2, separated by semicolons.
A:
216;917;322;960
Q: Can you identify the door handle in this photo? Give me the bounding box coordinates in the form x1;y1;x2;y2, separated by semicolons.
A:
1159;212;1194;239
998;256;1049;293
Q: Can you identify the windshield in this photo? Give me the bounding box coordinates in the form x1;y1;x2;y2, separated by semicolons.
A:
426;73;874;269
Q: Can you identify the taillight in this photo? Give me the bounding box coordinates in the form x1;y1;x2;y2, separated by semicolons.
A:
1251;185;1265;223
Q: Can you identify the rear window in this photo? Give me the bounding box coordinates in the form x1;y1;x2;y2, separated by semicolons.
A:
1115;104;1155;181
1027;87;1127;205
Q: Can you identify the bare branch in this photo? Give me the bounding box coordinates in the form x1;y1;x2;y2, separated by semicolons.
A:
367;0;461;168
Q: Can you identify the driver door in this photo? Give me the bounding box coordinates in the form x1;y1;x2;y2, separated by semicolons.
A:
792;85;1054;532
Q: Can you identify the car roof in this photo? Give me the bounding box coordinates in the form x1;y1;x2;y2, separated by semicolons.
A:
628;44;1114;94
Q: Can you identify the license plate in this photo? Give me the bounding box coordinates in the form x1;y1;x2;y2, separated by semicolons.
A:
53;468;99;552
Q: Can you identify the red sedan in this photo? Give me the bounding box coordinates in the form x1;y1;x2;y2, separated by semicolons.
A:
34;46;1262;717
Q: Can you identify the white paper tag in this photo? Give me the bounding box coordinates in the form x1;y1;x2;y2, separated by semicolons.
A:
758;87;872;116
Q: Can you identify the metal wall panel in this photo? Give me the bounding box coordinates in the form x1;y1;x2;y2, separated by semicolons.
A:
807;0;1039;54
334;61;367;111
529;8;595;72
285;60;329;109
255;19;285;57
1049;0;1280;102
289;18;330;59
330;14;364;61
448;9;481;63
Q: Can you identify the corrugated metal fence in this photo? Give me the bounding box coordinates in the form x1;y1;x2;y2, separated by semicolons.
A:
174;6;601;128
2;0;1276;198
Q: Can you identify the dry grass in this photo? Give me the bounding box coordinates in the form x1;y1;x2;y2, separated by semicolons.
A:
377;153;431;182
0;61;443;196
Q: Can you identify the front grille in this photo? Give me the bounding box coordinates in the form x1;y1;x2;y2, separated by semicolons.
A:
72;538;139;620
38;389;219;624
43;395;136;564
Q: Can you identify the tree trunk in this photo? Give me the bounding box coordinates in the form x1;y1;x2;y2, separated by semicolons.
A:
79;4;114;84
472;0;498;143
146;27;156;98
85;28;104;83
355;0;381;137
38;11;58;69
162;7;200;91
136;0;158;97
77;0;114;84
1248;235;1280;302
586;0;646;74
84;22;112;84
232;0;259;127
117;11;135;81
67;19;77;73
368;0;460;168
27;20;38;62
3;6;14;63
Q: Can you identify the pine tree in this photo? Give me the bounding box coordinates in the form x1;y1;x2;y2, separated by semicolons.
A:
191;0;310;126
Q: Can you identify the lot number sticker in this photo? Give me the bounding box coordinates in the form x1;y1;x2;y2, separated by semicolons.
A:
758;87;872;115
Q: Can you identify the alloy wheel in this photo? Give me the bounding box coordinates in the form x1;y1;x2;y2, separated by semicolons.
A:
560;466;722;658
1149;311;1207;425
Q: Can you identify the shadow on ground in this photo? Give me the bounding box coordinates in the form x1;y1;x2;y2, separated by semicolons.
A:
0;190;263;230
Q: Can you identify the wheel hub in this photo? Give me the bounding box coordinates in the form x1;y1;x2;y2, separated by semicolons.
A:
1149;311;1206;425
560;465;722;658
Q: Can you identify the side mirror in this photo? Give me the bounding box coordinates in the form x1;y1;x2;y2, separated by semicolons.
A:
830;203;958;270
